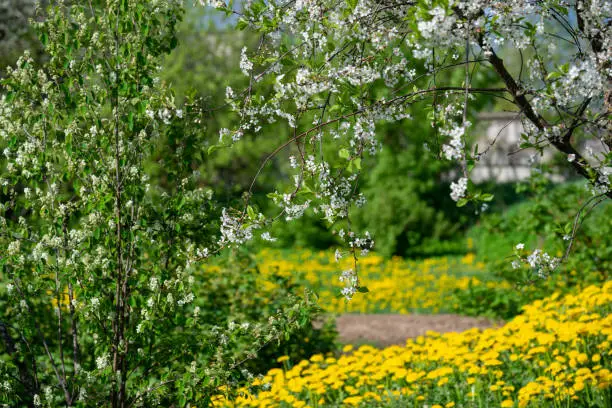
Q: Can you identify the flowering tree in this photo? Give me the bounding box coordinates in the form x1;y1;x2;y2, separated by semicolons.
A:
0;1;319;406
202;0;610;287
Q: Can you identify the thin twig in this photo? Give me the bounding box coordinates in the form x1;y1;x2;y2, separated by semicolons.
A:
562;193;607;262
461;19;470;179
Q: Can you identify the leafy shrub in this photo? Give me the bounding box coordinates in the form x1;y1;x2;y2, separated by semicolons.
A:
454;182;611;319
452;283;523;320
353;145;464;258
199;248;338;375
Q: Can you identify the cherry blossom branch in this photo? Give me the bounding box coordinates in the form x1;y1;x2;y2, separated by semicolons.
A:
486;47;611;199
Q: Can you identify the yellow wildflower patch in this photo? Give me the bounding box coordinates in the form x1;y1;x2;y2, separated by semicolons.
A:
216;281;612;407
252;249;508;314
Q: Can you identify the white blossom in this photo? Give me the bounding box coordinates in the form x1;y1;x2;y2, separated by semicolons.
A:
260;231;277;242
450;177;468;202
239;47;253;76
96;354;109;370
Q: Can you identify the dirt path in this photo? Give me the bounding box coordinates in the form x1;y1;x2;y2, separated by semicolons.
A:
335;314;500;347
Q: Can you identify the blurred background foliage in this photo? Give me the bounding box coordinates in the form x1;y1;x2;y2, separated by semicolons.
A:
0;1;39;71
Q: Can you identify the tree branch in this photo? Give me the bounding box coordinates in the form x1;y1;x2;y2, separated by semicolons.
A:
486;48;611;199
487;49;547;130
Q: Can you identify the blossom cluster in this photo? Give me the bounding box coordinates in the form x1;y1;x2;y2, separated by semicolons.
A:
512;243;560;280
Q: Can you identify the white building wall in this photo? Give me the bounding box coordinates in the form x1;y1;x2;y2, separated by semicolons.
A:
471;112;560;183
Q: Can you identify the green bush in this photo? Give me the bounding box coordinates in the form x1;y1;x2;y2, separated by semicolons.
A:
452;283;523;320
198;249;338;376
352;143;465;258
454;182;611;319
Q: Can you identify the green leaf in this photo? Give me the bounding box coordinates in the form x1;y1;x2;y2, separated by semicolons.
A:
236;19;249;30
208;144;221;155
457;198;469;207
346;161;353;173
346;0;358;11
5;92;15;104
247;205;256;219
357;286;369;293
127;111;134;131
338;148;350;159
481;194;494;202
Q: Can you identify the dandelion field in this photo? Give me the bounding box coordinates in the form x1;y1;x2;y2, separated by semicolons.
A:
216;280;612;408
205;249;612;407
253;248;508;315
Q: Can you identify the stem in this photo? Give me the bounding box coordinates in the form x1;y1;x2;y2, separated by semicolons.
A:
111;9;127;407
55;266;67;389
12;279;72;404
68;282;79;377
461;19;470;179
